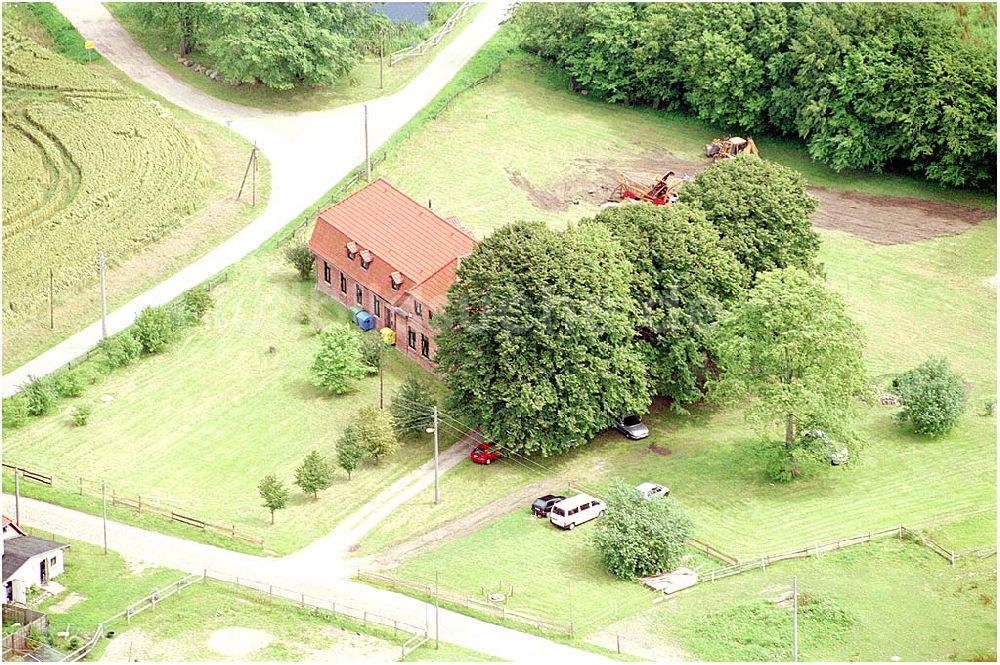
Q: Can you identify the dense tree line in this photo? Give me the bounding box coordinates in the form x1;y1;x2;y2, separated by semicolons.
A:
516;3;996;188
124;3;390;89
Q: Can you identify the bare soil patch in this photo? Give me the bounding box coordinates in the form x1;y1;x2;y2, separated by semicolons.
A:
206;627;274;657
503;146;993;245
372;477;566;567
649;443;672;457
48;591;85;613
101;628;155;662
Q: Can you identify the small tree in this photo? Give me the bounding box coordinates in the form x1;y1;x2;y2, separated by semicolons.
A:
359;332;385;370
311;324;376;394
22;376;57;417
593;479;693;579
258;474;290;524
285;243;315;281
711;267;867;480
892;357;968;436
72;404;92;427
182;286;214;322
391;375;436;438
134;305;180;354
356;406;399;464
337;424;365;480
294;450;333;498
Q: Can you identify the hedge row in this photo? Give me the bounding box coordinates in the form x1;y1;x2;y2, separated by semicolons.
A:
516;3;996;188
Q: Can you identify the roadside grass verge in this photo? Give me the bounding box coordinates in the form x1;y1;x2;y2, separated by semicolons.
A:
25;2;100;63
3;5;271;372
106;3;483;112
604;536;997;662
3;251;452;555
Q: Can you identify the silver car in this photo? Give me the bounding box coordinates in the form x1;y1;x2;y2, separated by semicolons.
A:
615;414;649;440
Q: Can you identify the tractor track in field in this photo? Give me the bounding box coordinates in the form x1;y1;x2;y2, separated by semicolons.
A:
505;147;995;245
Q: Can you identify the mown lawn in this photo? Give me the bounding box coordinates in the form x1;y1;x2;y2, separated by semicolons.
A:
605;534;997;662
3;251;451;555
354;32;997;644
106;3;483;113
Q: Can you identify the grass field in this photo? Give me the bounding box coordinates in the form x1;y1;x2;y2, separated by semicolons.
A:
2;5;270;372
3;250;452;555
106;3;482;113
346;30;997;645
602;534;997;662
27;534;492;662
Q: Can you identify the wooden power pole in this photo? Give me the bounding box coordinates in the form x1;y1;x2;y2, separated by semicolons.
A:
364;105;371;183
237;143;259;205
98;253;108;339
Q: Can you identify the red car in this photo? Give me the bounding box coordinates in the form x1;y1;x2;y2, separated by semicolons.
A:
470;442;502;465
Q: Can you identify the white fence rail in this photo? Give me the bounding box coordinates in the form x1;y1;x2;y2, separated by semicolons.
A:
389;2;474;66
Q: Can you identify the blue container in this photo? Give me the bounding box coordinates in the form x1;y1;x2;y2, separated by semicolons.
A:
355;310;375;332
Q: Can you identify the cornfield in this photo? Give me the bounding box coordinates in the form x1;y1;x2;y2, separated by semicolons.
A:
2;28;210;326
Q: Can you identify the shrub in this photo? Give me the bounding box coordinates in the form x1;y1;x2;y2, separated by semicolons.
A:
3;396;30;429
892;357;968;436
99;331;143;369
311;323;376;394
133;305;180;354
53;369;85;398
593;478;693;579
984;400;995;417
285;243;315;281
72;404;92;427
182;286;214;322
23;376;57;417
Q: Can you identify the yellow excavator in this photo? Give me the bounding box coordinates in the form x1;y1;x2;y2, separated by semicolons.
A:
705;136;759;161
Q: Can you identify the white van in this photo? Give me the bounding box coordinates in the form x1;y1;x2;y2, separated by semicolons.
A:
549;494;606;530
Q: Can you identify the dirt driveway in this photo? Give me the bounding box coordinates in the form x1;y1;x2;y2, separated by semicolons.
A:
505;147;994;245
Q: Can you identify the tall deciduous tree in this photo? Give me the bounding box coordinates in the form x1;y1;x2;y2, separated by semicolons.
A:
435;221;650;457
679;155;820;280
294;450;333;498
311;323;375;394
593;478;693;579
125;2;208;55
710;267;867;479
584;203;746;407
355;406;399;464
258;474;290;524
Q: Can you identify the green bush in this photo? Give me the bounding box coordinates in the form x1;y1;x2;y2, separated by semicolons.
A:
593;478;693;579
284;243;315;281
99;331;143;369
133;305;180;354
3;396;30;429
72;404;92;427
892;357;968;436
182;286;214;322
53;369;85;398
23;376;57;417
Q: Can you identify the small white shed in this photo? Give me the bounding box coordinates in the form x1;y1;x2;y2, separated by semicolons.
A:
3;533;70;605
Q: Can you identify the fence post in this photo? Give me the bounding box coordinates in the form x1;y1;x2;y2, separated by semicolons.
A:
112;488;116;506
138;495;142;514
949;551;955;566
363;611;368;626
79;477;83;496
269;585;273;604
301;593;305;608
203;569;207;582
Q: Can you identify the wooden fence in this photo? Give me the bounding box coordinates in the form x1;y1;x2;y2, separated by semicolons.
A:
389;2;474;66
3;463;264;549
689;537;738;566
2;605;49;661
357;570;574;636
203;570;429;658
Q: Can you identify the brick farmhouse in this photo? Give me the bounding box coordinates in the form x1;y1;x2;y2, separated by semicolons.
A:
307;179;476;370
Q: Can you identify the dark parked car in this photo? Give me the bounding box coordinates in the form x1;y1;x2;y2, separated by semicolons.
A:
531;494;567;518
470;441;503;465
615;414;650;440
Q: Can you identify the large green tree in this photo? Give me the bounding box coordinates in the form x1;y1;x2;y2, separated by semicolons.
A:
584;203;746;406
435;221;650;457
593;478;693;579
710;267;867;479
311;323;375;394
125;2;209;55
679;155;820;280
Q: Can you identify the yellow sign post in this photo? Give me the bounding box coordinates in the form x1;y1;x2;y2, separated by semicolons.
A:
84;40;94;63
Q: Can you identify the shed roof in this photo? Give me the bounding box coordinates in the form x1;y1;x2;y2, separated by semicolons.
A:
3;535;69;582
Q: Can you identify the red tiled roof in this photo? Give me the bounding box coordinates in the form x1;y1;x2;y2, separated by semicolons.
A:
408;258;461;311
311;179;476;285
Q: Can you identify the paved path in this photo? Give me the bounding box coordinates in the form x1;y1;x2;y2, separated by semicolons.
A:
4;495;608;663
3;1;512;397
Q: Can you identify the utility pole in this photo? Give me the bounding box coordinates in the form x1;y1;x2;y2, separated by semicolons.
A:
792;576;799;662
378;362;384;410
379;30;385;90
237;143;258;204
434;569;440;649
98;253;107;339
432;407;440;504
14;468;21;525
252;142;258;207
364;105;371;183
101;480;108;554
49;268;54;329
